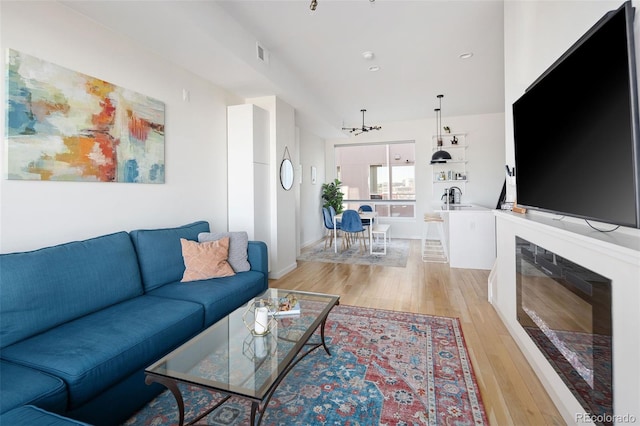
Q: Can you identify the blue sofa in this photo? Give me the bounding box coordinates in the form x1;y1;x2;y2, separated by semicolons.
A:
0;221;268;425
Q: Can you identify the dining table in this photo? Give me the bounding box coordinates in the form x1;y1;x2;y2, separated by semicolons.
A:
333;211;377;253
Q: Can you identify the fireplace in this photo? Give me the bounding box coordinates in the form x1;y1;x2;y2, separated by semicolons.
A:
515;237;612;424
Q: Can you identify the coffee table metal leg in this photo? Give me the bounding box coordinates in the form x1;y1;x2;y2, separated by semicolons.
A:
145;375;186;426
146;374;234;426
320;317;331;356
251;402;259;425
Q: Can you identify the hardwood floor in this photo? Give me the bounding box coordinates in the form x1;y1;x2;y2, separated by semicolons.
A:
270;239;566;425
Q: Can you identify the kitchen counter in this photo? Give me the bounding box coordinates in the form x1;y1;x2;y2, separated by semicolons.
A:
440;204;489;211
433;204;496;269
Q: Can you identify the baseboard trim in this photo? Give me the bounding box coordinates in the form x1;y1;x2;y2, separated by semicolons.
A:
269;262;297;279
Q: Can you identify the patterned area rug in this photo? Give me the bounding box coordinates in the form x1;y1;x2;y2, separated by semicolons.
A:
124;305;487;426
297;237;410;267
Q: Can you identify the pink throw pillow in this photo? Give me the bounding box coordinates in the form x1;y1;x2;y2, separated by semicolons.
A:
180;237;235;282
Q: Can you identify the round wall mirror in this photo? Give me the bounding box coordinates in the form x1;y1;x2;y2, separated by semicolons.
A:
280;158;294;191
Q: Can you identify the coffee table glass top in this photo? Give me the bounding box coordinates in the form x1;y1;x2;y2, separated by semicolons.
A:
146;288;340;401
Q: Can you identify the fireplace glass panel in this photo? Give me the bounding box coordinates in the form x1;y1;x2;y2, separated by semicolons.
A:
516;237;612;424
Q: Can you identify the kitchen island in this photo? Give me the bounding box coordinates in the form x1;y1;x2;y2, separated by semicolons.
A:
437;204;496;269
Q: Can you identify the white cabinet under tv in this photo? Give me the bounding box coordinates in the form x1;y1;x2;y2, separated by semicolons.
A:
492;210;640;425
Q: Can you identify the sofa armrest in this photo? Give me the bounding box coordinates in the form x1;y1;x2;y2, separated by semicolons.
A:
247;241;268;289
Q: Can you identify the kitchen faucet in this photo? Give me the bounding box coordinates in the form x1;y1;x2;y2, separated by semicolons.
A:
442;186;463;207
450;186;462;204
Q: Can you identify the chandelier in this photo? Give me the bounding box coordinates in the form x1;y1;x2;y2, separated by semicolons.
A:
342;109;382;136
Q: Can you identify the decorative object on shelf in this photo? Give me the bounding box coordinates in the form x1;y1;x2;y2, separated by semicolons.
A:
342;109;381;136
431;94;452;164
242;299;276;336
280;146;294;191
270;293;301;317
451;135;459;145
444;126;451;134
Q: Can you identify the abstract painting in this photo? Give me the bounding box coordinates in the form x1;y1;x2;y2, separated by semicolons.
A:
6;49;165;183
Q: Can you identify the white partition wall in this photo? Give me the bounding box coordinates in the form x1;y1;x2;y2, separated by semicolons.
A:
227;99;298;279
227;104;271;247
247;96;298;279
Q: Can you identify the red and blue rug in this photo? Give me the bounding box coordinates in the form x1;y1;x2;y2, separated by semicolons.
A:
124;305;487;425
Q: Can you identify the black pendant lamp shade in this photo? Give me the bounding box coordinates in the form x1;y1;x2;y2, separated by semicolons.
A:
430;94;451;164
430;149;452;164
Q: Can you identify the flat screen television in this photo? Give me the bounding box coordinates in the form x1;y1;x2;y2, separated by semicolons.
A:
513;1;640;229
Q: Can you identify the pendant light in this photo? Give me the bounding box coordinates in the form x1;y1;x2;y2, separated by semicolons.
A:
430;94;452;164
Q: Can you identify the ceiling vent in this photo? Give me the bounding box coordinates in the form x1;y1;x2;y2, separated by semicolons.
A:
256;42;270;64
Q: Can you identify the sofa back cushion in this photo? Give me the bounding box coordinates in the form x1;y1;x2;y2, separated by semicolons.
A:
129;221;210;292
0;232;143;348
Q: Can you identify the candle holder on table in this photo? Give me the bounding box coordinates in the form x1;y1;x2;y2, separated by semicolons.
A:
242;299;276;336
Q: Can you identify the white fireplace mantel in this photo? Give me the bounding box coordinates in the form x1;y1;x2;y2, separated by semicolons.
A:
492;210;640;425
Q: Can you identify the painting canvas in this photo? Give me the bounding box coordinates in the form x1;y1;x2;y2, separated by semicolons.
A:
6;49;165;183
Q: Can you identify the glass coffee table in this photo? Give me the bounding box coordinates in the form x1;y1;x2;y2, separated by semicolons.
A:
145;288;340;426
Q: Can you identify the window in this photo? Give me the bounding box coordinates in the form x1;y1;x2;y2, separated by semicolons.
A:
335;141;415;218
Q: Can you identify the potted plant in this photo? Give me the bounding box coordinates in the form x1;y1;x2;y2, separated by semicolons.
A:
321;178;344;214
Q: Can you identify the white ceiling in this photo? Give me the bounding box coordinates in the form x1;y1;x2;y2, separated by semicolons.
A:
62;0;505;138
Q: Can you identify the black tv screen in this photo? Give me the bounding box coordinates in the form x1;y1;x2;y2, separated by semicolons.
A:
513;1;640;229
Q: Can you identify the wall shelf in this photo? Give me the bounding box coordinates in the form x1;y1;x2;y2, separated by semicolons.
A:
431;132;468;201
433;179;470;184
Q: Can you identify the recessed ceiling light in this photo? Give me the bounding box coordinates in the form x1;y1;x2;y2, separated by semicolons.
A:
459;52;474;60
368;65;380;72
362;51;375;60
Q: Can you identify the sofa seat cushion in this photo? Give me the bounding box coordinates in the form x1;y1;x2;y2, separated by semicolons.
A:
0;361;67;415
1;296;203;409
0;405;91;426
148;271;266;327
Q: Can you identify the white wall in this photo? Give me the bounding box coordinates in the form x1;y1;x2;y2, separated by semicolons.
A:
0;1;243;253
324;113;505;239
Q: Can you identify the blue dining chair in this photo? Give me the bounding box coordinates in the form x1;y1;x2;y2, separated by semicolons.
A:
329;206;341;229
322;207;340;249
340;209;368;252
358;204;374;227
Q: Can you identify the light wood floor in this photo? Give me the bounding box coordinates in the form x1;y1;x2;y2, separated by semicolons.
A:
270;239;566;425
